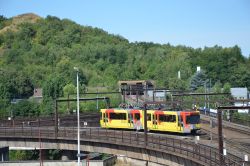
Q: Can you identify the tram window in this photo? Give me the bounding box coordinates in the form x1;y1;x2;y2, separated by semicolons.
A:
186;115;200;124
159;115;176;122
147;114;151;121
159;115;167;122
170;115;176;122
109;113;127;120
134;113;140;120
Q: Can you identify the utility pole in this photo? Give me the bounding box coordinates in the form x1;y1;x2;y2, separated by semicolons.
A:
217;108;224;166
96;88;99;110
143;104;148;147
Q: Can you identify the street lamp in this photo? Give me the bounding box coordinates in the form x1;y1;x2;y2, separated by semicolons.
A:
74;67;80;166
204;79;210;114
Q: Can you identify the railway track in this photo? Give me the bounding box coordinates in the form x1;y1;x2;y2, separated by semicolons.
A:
201;114;250;135
200;127;250;156
200;116;250;155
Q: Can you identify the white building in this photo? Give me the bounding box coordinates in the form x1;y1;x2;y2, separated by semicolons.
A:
230;88;249;113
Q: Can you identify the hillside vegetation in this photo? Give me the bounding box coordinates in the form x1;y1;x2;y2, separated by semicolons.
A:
0;13;249;116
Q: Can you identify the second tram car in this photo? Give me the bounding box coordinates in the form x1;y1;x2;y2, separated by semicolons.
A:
100;108;200;134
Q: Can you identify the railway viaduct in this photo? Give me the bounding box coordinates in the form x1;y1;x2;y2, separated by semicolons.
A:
0;126;245;166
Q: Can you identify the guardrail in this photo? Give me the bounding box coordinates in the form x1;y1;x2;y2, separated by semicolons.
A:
0;126;245;166
0;113;100;128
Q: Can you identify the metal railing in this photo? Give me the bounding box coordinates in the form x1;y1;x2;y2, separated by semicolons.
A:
0;126;245;166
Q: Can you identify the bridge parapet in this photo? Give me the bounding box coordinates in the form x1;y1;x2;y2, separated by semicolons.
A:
0;127;245;166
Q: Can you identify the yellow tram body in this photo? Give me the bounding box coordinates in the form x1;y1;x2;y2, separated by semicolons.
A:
100;108;200;134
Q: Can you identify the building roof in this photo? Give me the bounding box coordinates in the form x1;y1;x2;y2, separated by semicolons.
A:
118;80;154;85
230;88;248;99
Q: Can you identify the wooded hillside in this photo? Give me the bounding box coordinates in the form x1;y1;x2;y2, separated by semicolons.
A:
0;13;249;116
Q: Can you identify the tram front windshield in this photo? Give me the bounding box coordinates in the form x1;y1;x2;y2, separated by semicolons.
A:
186;115;200;124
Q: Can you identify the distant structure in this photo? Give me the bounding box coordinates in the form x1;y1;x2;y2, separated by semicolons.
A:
118;80;154;96
230;87;249;113
33;88;43;102
118;80;155;106
197;66;201;72
10;99;24;104
178;71;181;79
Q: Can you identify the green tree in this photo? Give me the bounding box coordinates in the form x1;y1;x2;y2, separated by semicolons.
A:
11;100;40;117
168;77;187;90
63;83;76;96
230;64;250;89
190;70;208;91
9;150;39;161
0;70;34;100
47;149;61;160
213;81;222;93
42;75;65;115
223;82;231;93
10;150;27;160
40;98;54;115
42;75;65;100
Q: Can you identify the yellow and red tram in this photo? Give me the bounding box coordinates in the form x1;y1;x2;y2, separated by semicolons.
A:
100;108;200;134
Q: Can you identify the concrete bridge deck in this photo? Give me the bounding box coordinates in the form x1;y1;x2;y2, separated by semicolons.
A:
0;127;246;166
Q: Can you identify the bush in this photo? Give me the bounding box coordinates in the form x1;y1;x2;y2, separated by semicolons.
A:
11;100;40;117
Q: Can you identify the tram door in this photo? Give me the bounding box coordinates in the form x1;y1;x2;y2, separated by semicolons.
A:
147;113;152;129
177;115;182;132
152;114;158;129
128;113;133;128
103;112;108;127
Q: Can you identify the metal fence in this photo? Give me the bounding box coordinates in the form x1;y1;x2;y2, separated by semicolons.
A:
0;126;246;166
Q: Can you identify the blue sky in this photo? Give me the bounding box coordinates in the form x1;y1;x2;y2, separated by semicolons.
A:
1;0;250;57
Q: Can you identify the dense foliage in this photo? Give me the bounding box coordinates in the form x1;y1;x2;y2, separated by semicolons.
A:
0;13;249;117
9;149;61;161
